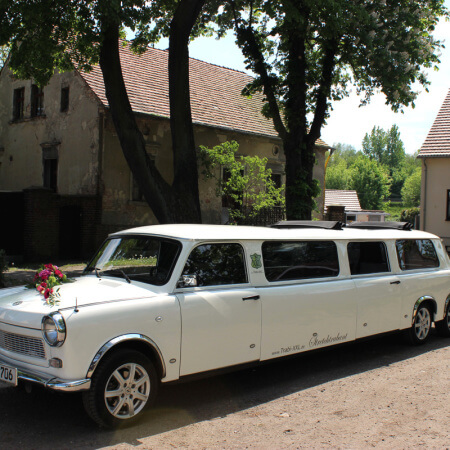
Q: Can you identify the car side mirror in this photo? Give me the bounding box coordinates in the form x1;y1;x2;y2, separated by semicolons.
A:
177;274;197;288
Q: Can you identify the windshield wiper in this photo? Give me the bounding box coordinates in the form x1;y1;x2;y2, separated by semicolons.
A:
83;266;101;278
120;270;131;284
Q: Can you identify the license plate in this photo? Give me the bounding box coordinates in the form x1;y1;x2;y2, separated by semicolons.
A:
0;363;18;386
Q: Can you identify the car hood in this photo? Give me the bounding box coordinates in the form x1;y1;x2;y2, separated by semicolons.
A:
0;276;160;329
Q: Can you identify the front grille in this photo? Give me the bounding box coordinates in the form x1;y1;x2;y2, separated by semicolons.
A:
0;330;46;359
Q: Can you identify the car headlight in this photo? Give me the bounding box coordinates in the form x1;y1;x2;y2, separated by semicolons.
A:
41;312;66;347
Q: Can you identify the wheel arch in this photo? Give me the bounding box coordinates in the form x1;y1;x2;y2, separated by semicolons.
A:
86;334;166;381
412;296;437;325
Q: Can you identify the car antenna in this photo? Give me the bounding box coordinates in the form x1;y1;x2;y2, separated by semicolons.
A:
74;297;79;313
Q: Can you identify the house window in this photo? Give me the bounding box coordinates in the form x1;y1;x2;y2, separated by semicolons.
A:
13;87;25;121
31;85;44;117
42;146;58;191
446;190;450;221
60;87;69;112
270;173;282;189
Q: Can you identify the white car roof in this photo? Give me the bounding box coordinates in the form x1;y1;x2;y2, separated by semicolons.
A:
111;223;439;242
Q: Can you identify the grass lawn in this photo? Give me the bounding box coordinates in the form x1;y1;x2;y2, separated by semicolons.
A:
383;201;405;222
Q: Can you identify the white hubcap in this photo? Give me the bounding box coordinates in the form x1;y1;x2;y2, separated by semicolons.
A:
414;308;431;340
104;362;150;419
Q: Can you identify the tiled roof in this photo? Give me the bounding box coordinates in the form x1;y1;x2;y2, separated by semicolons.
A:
81;42;330;146
325;189;362;212
418;89;450;158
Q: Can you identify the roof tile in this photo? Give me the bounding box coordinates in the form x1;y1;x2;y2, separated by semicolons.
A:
80;42;330;146
419;89;450;158
325;189;362;212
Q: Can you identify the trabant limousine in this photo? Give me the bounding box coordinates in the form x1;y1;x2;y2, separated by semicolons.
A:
0;221;449;427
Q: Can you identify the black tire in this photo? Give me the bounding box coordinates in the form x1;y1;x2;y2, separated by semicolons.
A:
406;304;432;345
436;301;450;337
83;349;158;428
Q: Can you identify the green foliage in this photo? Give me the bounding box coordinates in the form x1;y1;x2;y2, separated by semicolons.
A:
401;167;421;207
400;207;420;226
0;44;9;69
325;159;352;190
0;1;221;86
383;201;405;222
199;141;285;223
326;144;391;209
362;125;408;198
349;156;391;210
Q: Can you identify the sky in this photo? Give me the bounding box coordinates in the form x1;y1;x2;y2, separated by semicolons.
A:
156;2;450;154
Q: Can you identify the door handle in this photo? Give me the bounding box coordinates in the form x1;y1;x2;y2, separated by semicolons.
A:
242;295;260;301
390;280;401;285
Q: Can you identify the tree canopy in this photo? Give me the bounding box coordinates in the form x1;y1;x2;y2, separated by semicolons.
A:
0;0;447;221
209;0;447;218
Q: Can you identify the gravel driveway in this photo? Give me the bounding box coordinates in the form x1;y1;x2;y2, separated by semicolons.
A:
0;331;448;449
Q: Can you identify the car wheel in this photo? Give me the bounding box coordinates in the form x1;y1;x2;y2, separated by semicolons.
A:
83;349;158;428
407;304;432;345
436;301;450;337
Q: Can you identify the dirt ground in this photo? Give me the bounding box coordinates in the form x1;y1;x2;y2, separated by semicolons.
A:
103;340;450;450
1;269;449;449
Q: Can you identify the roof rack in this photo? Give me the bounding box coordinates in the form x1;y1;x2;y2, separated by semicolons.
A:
346;221;412;231
270;220;344;230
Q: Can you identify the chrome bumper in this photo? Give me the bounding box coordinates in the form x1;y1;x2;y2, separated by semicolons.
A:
1;360;91;392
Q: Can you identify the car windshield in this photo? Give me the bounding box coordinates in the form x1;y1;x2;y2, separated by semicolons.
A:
84;236;181;285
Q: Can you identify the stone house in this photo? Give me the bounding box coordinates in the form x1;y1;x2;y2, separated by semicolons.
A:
418;89;450;253
0;42;331;261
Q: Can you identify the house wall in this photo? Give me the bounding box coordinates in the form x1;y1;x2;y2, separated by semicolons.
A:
100;114;289;230
420;157;450;247
0;67;101;195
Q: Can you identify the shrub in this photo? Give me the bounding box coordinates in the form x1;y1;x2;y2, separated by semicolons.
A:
400;207;420;227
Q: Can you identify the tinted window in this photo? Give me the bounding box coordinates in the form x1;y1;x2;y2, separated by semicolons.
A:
182;243;247;287
396;239;439;270
348;242;390;275
262;241;339;282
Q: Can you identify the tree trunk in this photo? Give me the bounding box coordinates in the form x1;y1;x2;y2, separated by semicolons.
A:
167;0;206;223
99;2;205;224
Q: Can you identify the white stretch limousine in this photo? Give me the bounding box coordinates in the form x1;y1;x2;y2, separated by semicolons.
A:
0;221;449;427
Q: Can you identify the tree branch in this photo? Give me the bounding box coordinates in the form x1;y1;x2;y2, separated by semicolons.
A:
308;37;339;146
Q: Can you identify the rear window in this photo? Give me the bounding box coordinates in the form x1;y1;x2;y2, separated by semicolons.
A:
262;241;339;282
396;239;439;270
182;243;247;286
348;241;390;275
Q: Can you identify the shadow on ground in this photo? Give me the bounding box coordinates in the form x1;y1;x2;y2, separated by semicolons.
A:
0;331;448;449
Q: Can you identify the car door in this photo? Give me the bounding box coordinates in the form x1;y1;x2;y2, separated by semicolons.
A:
348;241;402;338
175;242;261;376
258;240;357;360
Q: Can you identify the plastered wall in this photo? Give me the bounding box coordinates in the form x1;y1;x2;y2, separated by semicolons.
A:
420;157;450;246
0;67;100;195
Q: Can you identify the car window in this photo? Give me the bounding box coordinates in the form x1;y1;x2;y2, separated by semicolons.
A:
182;243;247;287
262;241;339;282
84;236;180;285
396;239;439;270
348;241;390;275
